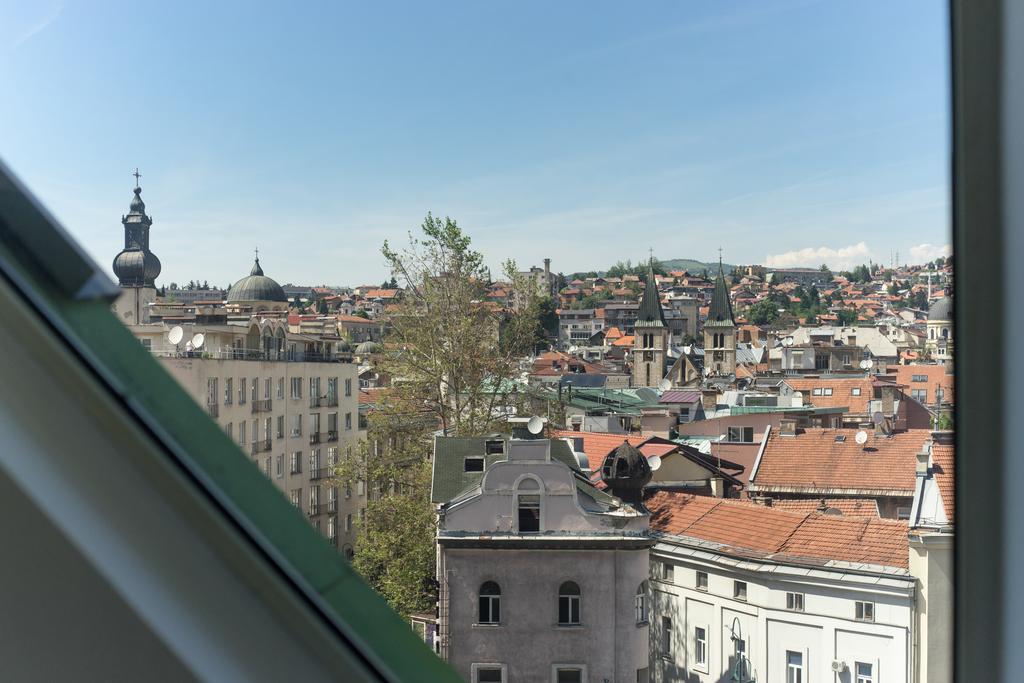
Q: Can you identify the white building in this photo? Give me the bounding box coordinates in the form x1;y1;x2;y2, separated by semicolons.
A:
646;492;914;683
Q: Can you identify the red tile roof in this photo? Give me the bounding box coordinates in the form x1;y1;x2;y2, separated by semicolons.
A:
769;498;880;518
647;491;908;568
781;377;878;413
931;443;955;520
551;430;646;472
751;427;929;495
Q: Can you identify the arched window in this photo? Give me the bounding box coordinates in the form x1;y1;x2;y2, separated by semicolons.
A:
516;478;541;533
635;581;649;624
929;328;935;339
942;327;949;339
558;581;581;625
479;581;501;624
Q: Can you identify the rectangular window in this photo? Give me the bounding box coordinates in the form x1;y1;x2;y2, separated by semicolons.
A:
289;488;301;507
474;667;504;683
345;513;352;531
239;378;247;404
290;451;302;474
786;592;804;611
855;600;875;622
291;414;302;437
345;412;353;430
291;377;302;399
696;571;708;591
912;388;928;402
309;484;320;514
225;422;233;441
555;669;583;683
662;562;674;583
276;415;285;439
264;456;272;476
238;420;246;446
264;378;271;399
518;495;541;532
661;616;672;657
345;377;352;397
912;374;928;382
277;377;284;399
485;439;505;455
275;454;283;478
464;457;485;472
309;449;320;473
786;651;803;683
558;593;580;626
851;387;861;396
823;387;833;396
310;377;321;402
224;377;233;404
251;379;257;402
734;580;747;601
855;662;874;683
727;426;754;442
694;626;707;666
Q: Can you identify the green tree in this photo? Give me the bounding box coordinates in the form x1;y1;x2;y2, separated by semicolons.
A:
836;308;858;326
747;300;779;325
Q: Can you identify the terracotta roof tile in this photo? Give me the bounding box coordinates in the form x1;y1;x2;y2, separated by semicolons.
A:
931;443;955;519
752;427;929;494
551;430;645;472
769;498;880;518
647;491;908;568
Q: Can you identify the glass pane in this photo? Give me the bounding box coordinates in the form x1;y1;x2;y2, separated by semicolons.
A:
477;668;503;683
556;669;582;683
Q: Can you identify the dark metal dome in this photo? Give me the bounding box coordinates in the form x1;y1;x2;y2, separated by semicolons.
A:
113;185;161;287
226;257;288;303
600;440;652;503
928;296;952;321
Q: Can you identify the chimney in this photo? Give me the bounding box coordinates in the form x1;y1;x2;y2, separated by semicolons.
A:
881;386;895;415
710;477;725;498
916;441;932;475
543;258;551;290
701;389;718;414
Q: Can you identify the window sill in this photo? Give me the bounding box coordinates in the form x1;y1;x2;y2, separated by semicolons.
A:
555;624;585;629
636;620;649;628
472;623;503;628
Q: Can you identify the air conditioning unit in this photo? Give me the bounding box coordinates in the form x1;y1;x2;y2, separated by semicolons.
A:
831;660;848;673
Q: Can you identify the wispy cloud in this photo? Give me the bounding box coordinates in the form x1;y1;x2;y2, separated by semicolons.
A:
10;3;63;50
908;242;951;264
766;241;872;270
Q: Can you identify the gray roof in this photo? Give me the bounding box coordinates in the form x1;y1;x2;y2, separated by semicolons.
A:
928;296;952;321
226;258;288;303
431;436;580;504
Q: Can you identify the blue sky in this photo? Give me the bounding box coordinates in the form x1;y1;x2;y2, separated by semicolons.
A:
0;1;950;287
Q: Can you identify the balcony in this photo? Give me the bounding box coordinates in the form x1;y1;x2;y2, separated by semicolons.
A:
206;403;219;418
309;432;322;445
250;439;272;455
327;430;339;442
310;466;335;481
251;398;273;414
150;348;353;364
309;502;337;517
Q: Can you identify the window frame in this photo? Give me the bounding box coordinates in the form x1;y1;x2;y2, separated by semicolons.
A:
786;591;805;612
551;665;587;683
786;650;804;683
470;663;506;683
635;581;648;625
660;616;672;659
696;570;708;591
478;581;501;625
694;625;708;672
733;580;748;601
557;581;581;626
855;600;875;622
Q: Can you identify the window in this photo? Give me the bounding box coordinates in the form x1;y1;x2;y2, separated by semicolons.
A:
912;373;928;382
812;387;822;396
239;378;247;404
912;388;928;402
786;592;804;611
345;412;352;430
310;377;321;402
696;570;708;591
485;439;505;455
291;377;302;399
251;379;258;402
357;479;366;496
275;454;283;478
309;449;320;473
558;581;581;625
309;485;320;514
290;451;302;474
277;377;284;399
473;666;504;683
291;414;302;437
345;377;352;397
289;488;301;507
823;387;833;396
786;651;803;683
635;581;648;624
855;600;875;621
851;387;861;396
224;377;233;404
225;422;233;440
555;668;583;683
238;420;246;446
855;661;874;683
345;513;352;531
518;494;541;532
478;581;501;624
264;378;271;399
734;580;747;601
727;426;754;443
661;616;672;657
264;456;272;476
662;562;674;583
694;626;707;667
464;457;485;472
276;415;285;439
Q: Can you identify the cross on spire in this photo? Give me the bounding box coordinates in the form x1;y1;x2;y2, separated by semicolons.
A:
255;246;260;261
132;168;142;188
718;246;723;265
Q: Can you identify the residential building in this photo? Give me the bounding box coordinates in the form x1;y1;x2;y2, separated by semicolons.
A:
925;297;953;366
433;435;651;683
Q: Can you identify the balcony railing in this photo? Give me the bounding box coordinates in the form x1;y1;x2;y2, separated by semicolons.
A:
327;430;339;442
309;432;322;445
206;403;219;418
250;439;272;455
309;502;337;517
310;466;335;481
151;348;353;363
251;398;273;414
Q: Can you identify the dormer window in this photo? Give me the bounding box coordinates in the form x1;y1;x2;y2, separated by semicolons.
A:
516;478;541;533
464;457;485;472
485;440;504;456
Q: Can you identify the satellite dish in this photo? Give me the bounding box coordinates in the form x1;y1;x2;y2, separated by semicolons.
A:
648;455;662;471
783;336;794;347
864;358;874;369
191;333;205;350
527;415;544;435
855;430;868;445
727;373;736;383
682;345;692;355
658;378;672;392
168;326;184;345
858;359;868;370
873;411;886;425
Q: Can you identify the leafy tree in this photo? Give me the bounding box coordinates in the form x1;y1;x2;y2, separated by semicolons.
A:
353;309;370;319
317;298;328;315
836;308;858;326
909;289;928;310
339;213;542;617
747;300;779;325
201;280;209;290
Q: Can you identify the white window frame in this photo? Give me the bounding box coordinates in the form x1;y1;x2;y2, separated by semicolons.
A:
635;582;648;624
855;661;876;683
786;650;804;683
786;591;805;612
470;663;507;683
696;570;708;591
662;562;674;583
734;580;748;601
557;582;581;626
661;616;672;659
693;625;709;673
851;387;862;396
855;600;875;622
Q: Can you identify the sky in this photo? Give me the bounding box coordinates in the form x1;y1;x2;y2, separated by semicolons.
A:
0;1;951;288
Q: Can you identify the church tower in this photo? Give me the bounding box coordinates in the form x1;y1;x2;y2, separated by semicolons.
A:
112;170;161;325
703;258;736;376
632;261;669;387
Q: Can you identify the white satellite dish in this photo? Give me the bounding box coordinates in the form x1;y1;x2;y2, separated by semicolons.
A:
191;333;205;350
855;430;868;445
527;415;544;435
858;359;868;370
682;345;692;355
168;326;184;345
783;336;794;347
648;455;662;471
864;358;874;369
658;378;672;392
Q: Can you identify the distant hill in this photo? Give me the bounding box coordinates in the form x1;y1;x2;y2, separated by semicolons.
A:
660;258;735;275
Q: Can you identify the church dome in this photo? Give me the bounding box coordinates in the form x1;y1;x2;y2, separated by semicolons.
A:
928;296;952;321
600;441;652;503
226;257;288;303
113;248;162;287
355;340;381;355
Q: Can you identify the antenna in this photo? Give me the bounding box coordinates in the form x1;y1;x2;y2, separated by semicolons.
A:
648;454;662;471
527;415;544;435
168;326;184;345
658;378;672;392
855;430;868;445
191;333;205;350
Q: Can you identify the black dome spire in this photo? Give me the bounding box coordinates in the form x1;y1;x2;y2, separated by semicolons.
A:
601;441;652;503
112;177;161;287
